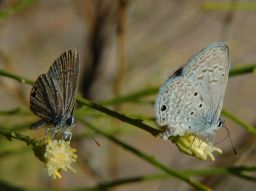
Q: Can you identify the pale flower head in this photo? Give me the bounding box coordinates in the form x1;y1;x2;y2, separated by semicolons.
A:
44;138;77;179
173;134;222;161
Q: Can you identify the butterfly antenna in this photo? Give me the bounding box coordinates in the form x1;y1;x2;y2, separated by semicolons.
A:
93;136;101;147
224;122;237;155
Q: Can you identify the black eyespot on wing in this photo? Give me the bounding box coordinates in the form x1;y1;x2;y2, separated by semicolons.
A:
31;92;36;97
194;92;198;96
172;67;183;77
190;112;194;115
217;119;222;127
199;104;202;108
161;105;167;111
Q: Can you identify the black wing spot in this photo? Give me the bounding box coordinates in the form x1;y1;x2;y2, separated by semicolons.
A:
161;105;167;112
173;67;183;77
199;104;202;108
217;119;222;127
190;112;194;115
189;126;191;129
194;92;198;96
31;92;36;97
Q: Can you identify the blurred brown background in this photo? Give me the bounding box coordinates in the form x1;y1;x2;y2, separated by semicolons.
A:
0;0;255;190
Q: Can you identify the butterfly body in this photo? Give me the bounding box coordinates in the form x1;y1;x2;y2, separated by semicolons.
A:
30;50;79;140
155;42;229;139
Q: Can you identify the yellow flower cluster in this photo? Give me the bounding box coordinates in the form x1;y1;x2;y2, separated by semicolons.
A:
44;138;77;179
173;134;222;161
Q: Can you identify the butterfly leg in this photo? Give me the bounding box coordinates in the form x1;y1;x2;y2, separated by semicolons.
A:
200;132;215;149
62;130;72;142
45;128;58;140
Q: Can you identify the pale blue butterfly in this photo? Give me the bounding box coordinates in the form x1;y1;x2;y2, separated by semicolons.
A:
155;42;230;140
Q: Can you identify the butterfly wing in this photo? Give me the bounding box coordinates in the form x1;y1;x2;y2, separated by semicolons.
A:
47;49;79;120
181;42;230;122
30;50;79;129
30;73;63;128
155;42;230;138
155;76;209;137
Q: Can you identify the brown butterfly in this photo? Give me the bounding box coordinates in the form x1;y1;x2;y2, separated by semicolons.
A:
30;50;79;141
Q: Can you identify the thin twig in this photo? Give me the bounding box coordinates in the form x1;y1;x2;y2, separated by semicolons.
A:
0;0;37;22
0;126;37;146
76;95;161;136
222;109;256;135
0;69;34;85
79;119;211;191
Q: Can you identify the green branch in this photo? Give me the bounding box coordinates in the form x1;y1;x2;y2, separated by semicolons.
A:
98;64;256;106
76;96;161;136
0;0;37;22
78;165;256;190
0;126;37;146
222;109;256;135
0;69;34;85
202;2;256;11
79;119;211;191
100;86;158;106
0;108;22;115
229;63;256;76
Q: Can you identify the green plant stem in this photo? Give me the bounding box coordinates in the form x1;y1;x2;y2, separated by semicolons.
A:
97;64;256;106
100;86;158;106
76;96;161;136
0;69;34;85
79;119;211;191
222;109;256;135
229;63;256;76
76;165;256;190
1;165;255;191
0;126;37;146
202;2;256;11
0;108;22;115
0;0;37;22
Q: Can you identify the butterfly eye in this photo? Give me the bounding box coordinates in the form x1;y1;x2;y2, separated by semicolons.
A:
161;105;167;112
66;116;75;126
217;120;222;127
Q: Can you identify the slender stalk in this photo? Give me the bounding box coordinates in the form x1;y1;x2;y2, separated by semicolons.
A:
0;0;37;21
100;87;158;106
0;108;22;115
75;165;256;190
0;69;34;85
99;64;256;106
229;63;256;76
0;126;37;146
202;2;256;11
79;119;211;191
222;109;256;135
77;96;161;136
